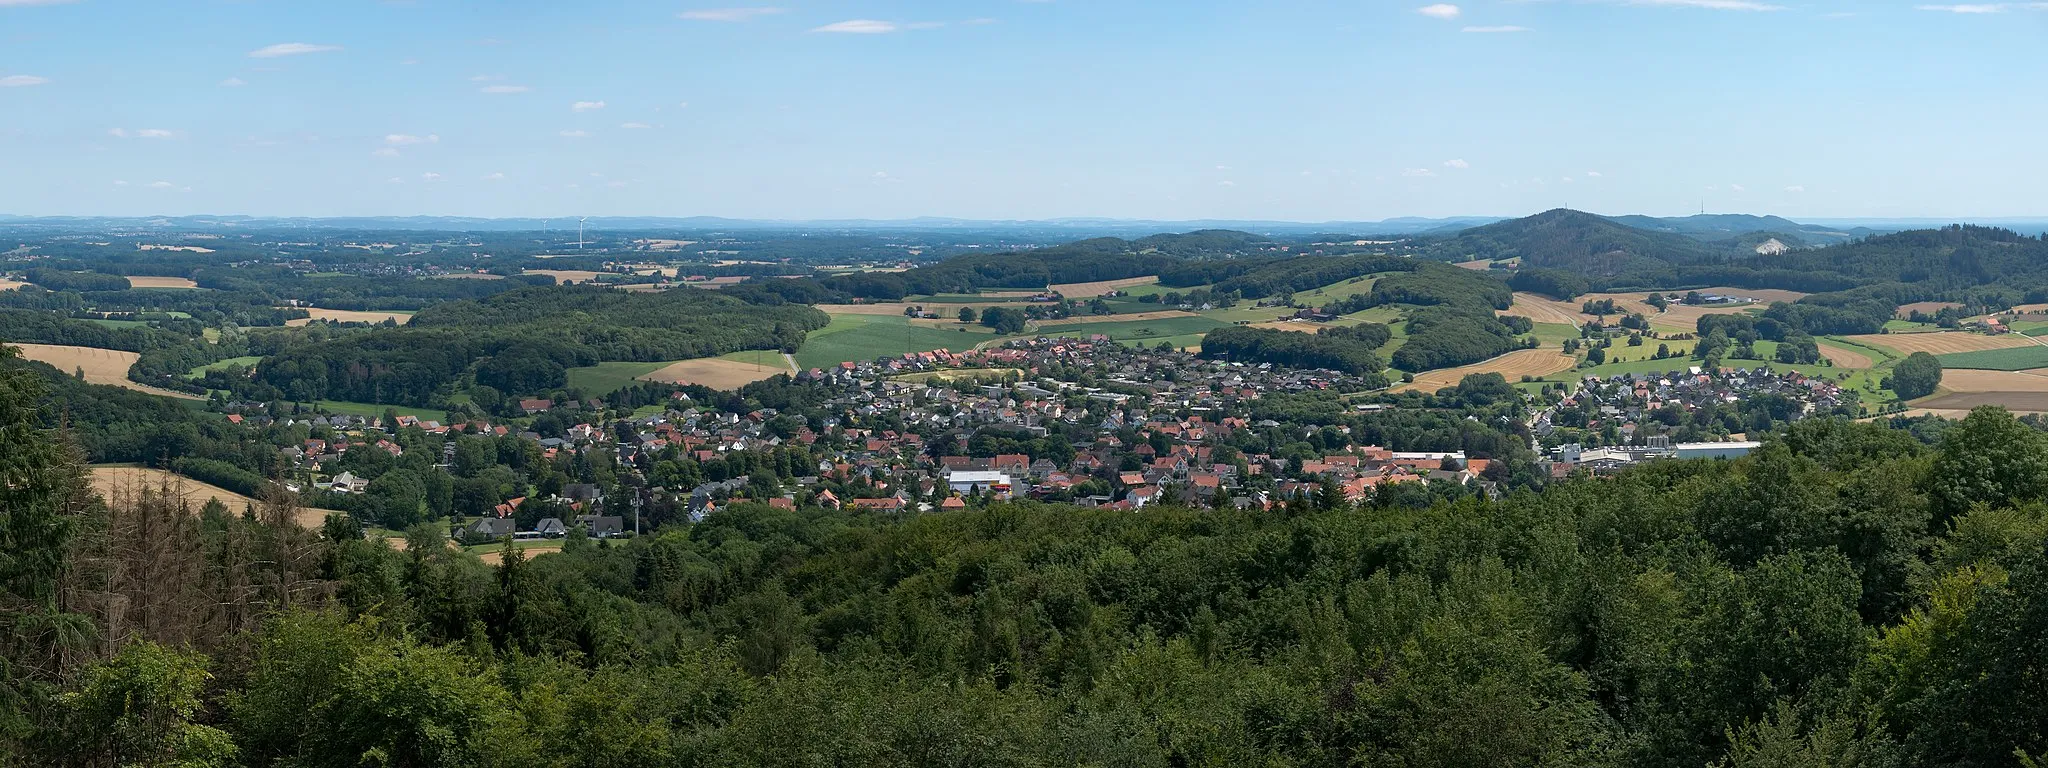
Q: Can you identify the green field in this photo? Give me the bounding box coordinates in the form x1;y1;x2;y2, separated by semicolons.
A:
1935;346;2048;371
1036;315;1227;341
564;360;674;395
186;355;263;378
794;313;993;369
312;400;448;422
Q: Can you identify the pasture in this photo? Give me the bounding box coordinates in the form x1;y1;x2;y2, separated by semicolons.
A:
7;343;201;399
1395;349;1577;393
1933;346;2048;371
186;355;263;378
90;466;337;529
793;313;984;369
1697;287;1808;304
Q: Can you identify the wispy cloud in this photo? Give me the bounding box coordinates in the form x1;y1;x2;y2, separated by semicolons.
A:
482;172;506;181
371;148;400;158
248;42;344;58
619;122;653;129
1916;3;2046;11
559;129;590;138
813;19;899;33
1730;183;1746;192
146;181;175;189
1401;168;1437;178
1586;171;1603;177
571;100;605;111
0;0;79;6
1463;25;1531;32
1785;185;1806;192
218;77;247;87
0;74;50;87
1621;0;1784;10
384;133;438;146
679;7;785;21
420;172;443;182
108;128;175;139
1417;3;1461;18
480;84;531;93
1443;159;1470;169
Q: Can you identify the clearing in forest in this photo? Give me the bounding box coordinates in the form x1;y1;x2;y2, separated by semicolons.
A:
285;308;415;326
6;343;201;399
89;466;338;529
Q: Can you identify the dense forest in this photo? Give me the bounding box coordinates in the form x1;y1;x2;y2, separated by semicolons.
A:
10;341;2048;765
1199;324;1391;382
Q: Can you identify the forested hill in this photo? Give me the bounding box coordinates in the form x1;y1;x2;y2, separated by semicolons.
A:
784;229;1293;301
1418;208;1726;280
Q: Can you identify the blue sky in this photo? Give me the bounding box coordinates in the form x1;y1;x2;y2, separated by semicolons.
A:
2;0;2044;221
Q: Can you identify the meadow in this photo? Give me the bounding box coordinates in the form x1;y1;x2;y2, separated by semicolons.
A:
1933;346;2048;371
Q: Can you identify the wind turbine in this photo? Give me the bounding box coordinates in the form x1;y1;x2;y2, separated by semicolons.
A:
577;217;587;249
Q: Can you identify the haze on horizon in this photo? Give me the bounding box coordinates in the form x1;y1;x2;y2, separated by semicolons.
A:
2;0;2044;221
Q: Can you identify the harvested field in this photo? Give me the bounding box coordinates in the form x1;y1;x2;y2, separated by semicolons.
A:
637;239;697;250
1454;259;1493;271
1249;321;1324;333
524;269;608;284
89;466;338;529
613;283;672;293
640;358;787;390
681;276;747;289
1930;368;2048;393
0;278;23;291
1039;310;1197;327
138;244;216;253
1843;331;2032;357
126;276;199;289
1651;302;1757;331
1815;342;1874;369
1896;301;1964;319
1699;287;1808;304
285;308;414;326
1051;276;1160;298
1395;349;1577;393
6;343;201;399
820;303;920;316
434;272;506;279
1502;293;1587;327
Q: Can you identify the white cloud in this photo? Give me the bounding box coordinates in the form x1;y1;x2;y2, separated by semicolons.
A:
1785;185;1806;193
469;74;502;82
679;7;785;21
1562;176;1576;183
248;42;344;58
371;148;400;158
1217;180;1236;187
1915;3;2015;11
677;101;690;109
0;0;79;5
387;177;405;184
146;181;174;189
1417;3;1461;18
112;180;128;187
108;128;173;139
1730;183;1746;192
607;180;628;188
384;133;438;146
482;172;505;181
1443;158;1470;169
559;129;590;138
218;77;246;87
0;75;50;87
420;172;442;181
107;128;127;138
571;100;605;111
620;121;653;129
1621;0;1784;10
813;19;899;33
481;84;530;94
1462;25;1531;32
1586;170;1603;177
1401;168;1437;178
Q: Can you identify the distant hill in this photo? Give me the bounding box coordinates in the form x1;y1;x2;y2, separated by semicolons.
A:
1418;209;1725;283
1606;213;1880;247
